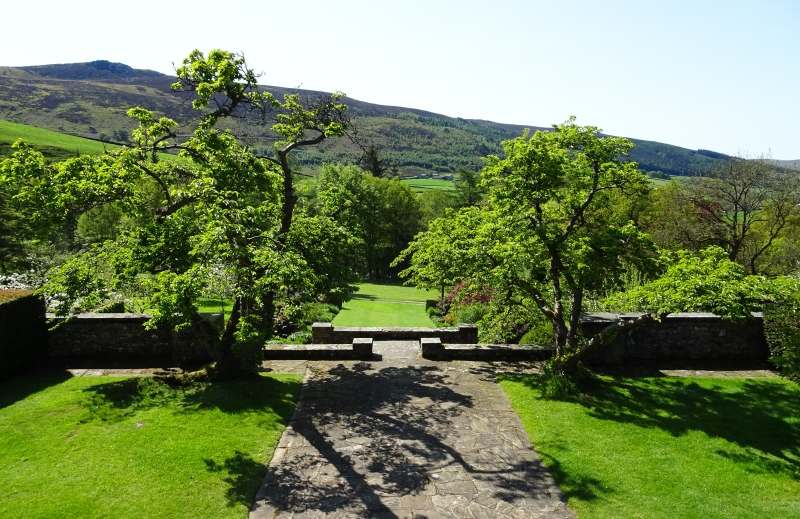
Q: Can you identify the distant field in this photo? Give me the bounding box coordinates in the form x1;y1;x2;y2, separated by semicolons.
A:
0;119;119;160
0;119;176;162
401;178;456;193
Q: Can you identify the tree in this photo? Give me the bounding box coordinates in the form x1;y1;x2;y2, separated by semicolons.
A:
688;154;800;274
399;120;777;377
451;167;486;209
359;143;396;178
1;49;355;379
400;119;657;366
314;164;422;279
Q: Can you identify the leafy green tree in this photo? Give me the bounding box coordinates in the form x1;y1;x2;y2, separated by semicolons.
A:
451;167;486;209
399;120;778;376
0;191;27;273
417;188;454;226
315;164;422;279
1;49;355;379
401;119;657;362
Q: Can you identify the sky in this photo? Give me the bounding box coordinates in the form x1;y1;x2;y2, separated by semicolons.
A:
2;0;798;158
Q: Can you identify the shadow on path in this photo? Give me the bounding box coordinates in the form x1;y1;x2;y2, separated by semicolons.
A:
252;360;573;518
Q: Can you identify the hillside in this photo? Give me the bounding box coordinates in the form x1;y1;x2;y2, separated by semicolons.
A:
0;60;725;176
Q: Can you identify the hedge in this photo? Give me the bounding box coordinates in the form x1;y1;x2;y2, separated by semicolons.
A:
0;290;48;381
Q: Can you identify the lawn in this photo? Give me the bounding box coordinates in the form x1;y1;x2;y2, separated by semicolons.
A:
333;299;434;327
500;375;800;519
351;281;436;302
0;373;302;519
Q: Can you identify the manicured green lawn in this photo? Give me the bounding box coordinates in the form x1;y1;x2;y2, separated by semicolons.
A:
333;299;434;327
0;373;302;519
351;281;436;302
500;375;800;519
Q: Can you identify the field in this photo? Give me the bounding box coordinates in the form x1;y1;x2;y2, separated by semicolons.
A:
401;178;456;193
0;119;176;162
333;281;436;327
0;119;119;160
500;375;800;519
0;373;301;519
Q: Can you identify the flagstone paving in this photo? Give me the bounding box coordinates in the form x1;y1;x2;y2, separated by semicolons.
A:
250;341;575;519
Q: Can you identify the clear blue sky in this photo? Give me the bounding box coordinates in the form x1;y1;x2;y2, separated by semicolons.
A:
2;0;798;158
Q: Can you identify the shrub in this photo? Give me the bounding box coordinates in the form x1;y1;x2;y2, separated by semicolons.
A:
450;302;490;324
0;290;48;381
764;301;800;381
520;321;556;345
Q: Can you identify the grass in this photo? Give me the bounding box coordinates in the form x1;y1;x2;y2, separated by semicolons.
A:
0;119;177;162
351;281;436;302
196;297;233;315
0;373;302;519
332;281;437;327
500;375;800;519
0;119;119;161
401;178;456;193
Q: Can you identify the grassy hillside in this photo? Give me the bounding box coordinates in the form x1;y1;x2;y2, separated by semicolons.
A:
0;60;730;176
0;119;119;161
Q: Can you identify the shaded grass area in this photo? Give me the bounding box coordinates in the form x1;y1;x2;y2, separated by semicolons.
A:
500;375;800;519
332;299;434;327
0;373;302;519
351;281;436;302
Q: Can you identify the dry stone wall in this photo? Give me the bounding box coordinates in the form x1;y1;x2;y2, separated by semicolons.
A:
582;312;768;364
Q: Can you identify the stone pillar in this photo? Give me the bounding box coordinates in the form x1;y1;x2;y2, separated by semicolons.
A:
312;322;334;344
352;338;373;358
420;337;444;359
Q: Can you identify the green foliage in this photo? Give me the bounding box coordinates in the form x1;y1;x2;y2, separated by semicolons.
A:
0;49;357;379
519;320;555;345
315;163;422;279
400;118;657;359
605;247;769;320
449;301;490;325
763;276;800;381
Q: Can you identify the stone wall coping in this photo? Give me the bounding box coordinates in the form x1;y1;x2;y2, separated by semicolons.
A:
444;343;554;352
47;313;152;319
264;344;357;351
582;311;763;322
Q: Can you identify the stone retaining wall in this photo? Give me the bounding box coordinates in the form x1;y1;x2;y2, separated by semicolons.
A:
47;313;214;364
311;322;478;344
581;312;768;364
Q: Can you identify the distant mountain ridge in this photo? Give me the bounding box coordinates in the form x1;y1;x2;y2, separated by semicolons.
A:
0;60;729;176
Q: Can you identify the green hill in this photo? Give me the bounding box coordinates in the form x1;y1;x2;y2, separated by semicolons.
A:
0;119;120;161
0;60;728;176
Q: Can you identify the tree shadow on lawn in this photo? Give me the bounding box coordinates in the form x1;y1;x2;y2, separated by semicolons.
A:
205;450;267;509
513;374;800;481
80;374;301;423
0;373;74;411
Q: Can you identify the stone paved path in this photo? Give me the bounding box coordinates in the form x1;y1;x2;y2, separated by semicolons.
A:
251;342;575;519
